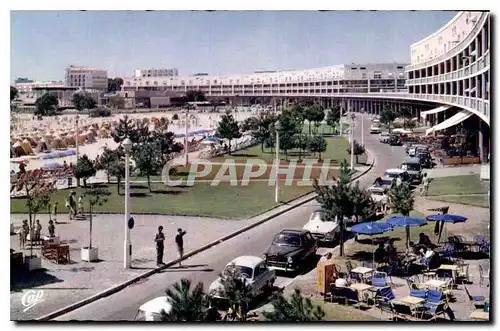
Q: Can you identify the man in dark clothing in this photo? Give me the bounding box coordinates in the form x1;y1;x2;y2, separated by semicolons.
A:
155;226;165;266
175;228;187;267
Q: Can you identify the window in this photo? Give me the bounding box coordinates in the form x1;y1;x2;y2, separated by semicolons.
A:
360;67;366;70
351;67;357;70
452;26;457;36
438;36;443;45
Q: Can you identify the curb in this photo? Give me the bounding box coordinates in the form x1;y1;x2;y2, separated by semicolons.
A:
37;152;375;321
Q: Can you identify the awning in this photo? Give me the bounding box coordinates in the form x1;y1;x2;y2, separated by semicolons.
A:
425;110;473;136
420;105;452;119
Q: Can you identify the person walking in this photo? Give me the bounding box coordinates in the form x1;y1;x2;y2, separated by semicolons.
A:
175;228;187;267
155;226;165;266
52;201;59;224
421;173;430;196
48;220;55;238
34;219;42;245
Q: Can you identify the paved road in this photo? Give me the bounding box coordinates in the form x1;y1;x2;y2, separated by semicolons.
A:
55;115;408;321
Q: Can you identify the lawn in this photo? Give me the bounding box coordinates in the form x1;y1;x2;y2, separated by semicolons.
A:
319;300;380;321
11;138;366;219
11;181;326;219
427;174;489;196
430;194;490;208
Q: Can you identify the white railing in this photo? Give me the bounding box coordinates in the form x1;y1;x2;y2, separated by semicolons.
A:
406;12;489;71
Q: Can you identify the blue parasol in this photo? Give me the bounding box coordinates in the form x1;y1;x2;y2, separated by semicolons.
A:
426;214;467;243
387;216;427;248
350;222;394;267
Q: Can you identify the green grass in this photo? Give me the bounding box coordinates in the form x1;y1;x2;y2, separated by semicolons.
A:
320;300;380;321
427;174;489;196
430;194;490;208
10;182;322;219
211;137;367;166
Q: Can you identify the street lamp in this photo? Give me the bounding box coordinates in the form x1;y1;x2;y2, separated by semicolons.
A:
123;137;133;269
75;115;80;164
274;120;281;204
360;108;365;146
350;113;356;170
184;108;189;166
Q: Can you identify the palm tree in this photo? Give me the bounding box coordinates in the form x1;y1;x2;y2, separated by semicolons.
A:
162;278;216;321
263;289;325;321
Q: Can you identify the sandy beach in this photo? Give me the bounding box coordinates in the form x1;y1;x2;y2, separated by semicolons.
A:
10;110;257;171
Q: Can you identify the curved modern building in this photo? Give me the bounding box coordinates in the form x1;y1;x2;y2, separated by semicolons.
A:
121;11;490;161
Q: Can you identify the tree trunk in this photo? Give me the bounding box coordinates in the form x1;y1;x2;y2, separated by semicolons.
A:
83;178;87;188
260;142;264;153
356;155;359;164
228;141;232;155
308;122;311;135
339;216;344;257
106;173;110;184
117;177;121;195
77;178;80;187
147;175;152;192
319;152;322;161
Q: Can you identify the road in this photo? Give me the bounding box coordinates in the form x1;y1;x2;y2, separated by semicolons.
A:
55;115;408;321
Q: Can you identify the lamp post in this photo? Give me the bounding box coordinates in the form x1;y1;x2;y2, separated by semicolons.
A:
350;113;356;170
360;108;365;146
75;115;80;164
123;138;132;269
184;107;189;166
274;120;281;204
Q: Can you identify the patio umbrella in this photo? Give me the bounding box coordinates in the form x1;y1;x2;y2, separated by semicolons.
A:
426;214;467;243
350;222;394;266
387;216;427;249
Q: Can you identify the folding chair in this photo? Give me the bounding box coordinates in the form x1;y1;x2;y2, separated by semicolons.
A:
464;285;485;309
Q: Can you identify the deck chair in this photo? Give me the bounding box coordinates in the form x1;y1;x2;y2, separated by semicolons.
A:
409;289;427;299
377;299;394;320
420;290;448;321
464;285;485;308
478;265;489;287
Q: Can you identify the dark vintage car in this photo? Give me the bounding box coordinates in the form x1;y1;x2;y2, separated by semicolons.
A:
417;152;433;168
263;229;318;273
388;135;403;146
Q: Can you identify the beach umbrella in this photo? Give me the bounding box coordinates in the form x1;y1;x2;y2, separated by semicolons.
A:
387;216;427;248
426;214;467;243
13;141;27;157
21;139;34;155
350;222;394;266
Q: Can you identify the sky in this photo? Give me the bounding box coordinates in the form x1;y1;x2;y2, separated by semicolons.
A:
10;10;457;82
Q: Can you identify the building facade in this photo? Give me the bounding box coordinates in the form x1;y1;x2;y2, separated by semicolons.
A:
134;68;179;78
65;65;108;91
14;81;65;103
14;77;34;84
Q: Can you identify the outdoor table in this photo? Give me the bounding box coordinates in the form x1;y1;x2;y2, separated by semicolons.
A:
349;283;373;304
438;264;458;280
398;296;425;305
469;310;489;321
351;267;374;283
423;279;448;290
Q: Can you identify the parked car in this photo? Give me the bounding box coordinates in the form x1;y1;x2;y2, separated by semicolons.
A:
366;186;388;215
209;256;276;300
400;157;423;184
417;152;433;168
378;132;391;143
263;229;318;273
372;176;396;191
408;144;428;157
134;296;172;321
303;210;341;244
388;135;403;146
370;124;382;134
383;168;411;183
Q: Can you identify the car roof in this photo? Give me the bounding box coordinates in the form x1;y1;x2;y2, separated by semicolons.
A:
384;168;405;173
403;157;421;164
369;186;385;192
381;176;395;181
139;296;172;314
281;229;308;235
228;255;263;268
312;209;324;213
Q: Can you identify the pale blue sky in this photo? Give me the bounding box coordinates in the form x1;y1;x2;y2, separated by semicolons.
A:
10;11;456;82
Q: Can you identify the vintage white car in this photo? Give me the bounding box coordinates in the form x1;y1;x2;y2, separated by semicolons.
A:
302;209;341;244
367;186;388;204
209;256;276;300
133;296;172;321
378;132;391;143
370;124;382;134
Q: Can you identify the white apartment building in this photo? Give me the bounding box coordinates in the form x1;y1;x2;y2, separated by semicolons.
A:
134;68;179;78
65;65;108;91
14;81;65;103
